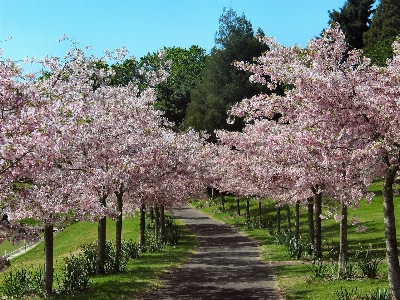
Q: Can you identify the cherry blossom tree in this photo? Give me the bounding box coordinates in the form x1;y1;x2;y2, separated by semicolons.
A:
228;25;400;296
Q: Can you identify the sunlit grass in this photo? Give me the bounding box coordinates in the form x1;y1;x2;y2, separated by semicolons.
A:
0;216;197;299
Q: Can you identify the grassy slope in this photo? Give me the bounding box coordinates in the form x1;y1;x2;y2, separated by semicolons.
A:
1;216;197;300
192;182;399;299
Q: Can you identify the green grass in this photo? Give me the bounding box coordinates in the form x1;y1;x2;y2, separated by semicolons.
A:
192;183;400;300
0;216;197;299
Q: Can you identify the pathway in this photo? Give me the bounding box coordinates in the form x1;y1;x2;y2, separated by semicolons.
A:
143;206;280;300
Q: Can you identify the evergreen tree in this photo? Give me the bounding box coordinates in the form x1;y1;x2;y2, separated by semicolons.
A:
363;0;400;65
184;8;271;141
328;0;375;49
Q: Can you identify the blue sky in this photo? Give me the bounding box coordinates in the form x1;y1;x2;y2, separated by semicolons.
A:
0;0;346;70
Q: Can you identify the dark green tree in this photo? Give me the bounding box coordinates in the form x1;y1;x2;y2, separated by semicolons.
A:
328;0;375;49
184;8;271;141
140;46;206;128
363;0;400;65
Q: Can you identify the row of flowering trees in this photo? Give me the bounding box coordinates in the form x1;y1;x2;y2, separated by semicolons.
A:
0;42;209;294
212;25;400;298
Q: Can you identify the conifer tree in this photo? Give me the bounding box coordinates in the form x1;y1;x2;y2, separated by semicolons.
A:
363;0;400;65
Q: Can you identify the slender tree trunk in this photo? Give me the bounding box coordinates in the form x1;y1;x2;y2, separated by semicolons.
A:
97;194;107;274
314;190;322;258
307;197;314;247
149;206;154;222
221;194;225;212
44;224;54;295
246;198;250;224
338;201;348;278
160;204;165;242
115;185;124;272
276;206;281;234
286;205;292;232
383;163;400;299
236;197;240;216
139;201;146;249
295;201;300;241
258;200;262;228
154;203;160;245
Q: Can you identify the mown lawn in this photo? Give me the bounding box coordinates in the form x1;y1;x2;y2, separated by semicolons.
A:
0;216;197;299
191;181;399;299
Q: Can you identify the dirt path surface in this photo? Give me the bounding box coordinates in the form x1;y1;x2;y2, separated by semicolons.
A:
142;206;280;300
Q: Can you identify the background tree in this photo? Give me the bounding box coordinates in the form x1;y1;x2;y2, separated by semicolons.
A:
140;46;206;129
184;8;272;142
363;0;400;65
328;0;375;49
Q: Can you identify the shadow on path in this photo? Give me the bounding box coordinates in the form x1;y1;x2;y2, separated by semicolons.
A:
142;206;279;300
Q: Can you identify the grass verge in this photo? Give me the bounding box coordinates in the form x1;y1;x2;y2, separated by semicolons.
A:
0;216;197;299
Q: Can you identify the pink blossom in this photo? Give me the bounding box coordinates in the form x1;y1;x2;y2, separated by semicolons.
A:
356;225;366;233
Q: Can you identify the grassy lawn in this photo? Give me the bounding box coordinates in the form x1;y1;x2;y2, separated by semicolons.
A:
0;216;197;299
191;182;399;299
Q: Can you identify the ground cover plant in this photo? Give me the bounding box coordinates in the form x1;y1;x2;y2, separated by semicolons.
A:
0;214;197;299
192;183;398;299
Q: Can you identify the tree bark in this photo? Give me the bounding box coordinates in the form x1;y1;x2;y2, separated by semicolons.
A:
236;197;240;216
160;204;165;242
338;201;348;278
97;193;107;274
221;194;225;212
44;224;54;295
286;205;292;232
154;203;160;245
114;185;124;272
295;201;300;241
383;163;400;299
276;206;281;234
313;187;322;258
246;198;250;224
139;201;146;249
258;200;262;228
307;197;314;246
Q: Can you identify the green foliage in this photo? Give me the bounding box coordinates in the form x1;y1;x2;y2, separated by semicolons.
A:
336;286;358;300
80;240;138;275
184;8;273;141
2;267;44;300
355;247;383;279
365;288;391;300
363;0;400;65
328;0;375;49
56;254;91;294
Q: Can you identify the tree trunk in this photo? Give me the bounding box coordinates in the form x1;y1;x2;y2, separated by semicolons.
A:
338;201;348;278
139;202;146;249
295;201;300;241
286;205;292;232
97;193;107;274
307;197;314;247
236;197;240;216
114;185;124;272
154;203;160;245
383;164;400;299
160;204;165;242
314;190;322;258
221;194;225;212
258;200;262;228
246;198;250;224
44;224;54;295
276;206;281;234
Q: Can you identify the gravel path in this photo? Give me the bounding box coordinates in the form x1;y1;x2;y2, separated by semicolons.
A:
143;206;280;300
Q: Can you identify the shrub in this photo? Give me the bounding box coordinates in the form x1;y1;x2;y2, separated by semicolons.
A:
2;267;44;300
57;254;90;294
356;248;382;279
